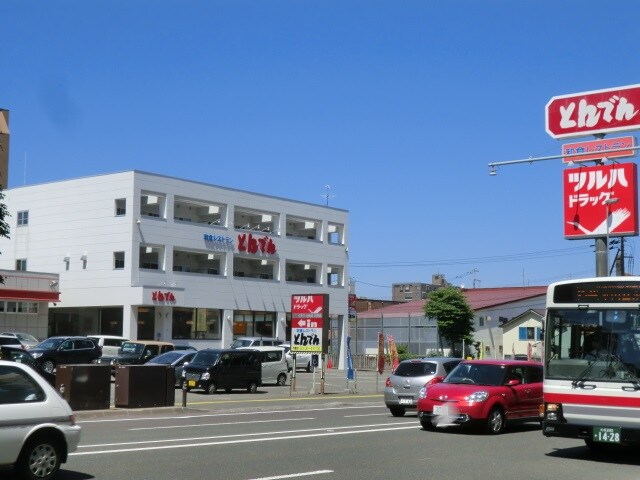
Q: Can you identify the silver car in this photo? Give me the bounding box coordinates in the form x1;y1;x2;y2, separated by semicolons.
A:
0;359;81;479
384;357;462;417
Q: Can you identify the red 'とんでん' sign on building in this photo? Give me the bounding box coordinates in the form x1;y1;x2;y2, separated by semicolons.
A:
546;84;640;139
563;162;638;239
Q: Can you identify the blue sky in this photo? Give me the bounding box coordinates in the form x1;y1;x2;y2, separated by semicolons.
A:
2;1;640;299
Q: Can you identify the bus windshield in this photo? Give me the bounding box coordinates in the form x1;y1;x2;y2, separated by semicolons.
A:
545;307;640;382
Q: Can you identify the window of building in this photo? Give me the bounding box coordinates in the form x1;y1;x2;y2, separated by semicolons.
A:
172;307;221;340
284;261;319;284
519;326;541;340
16;259;26;271
173;197;226;226
115;198;126;216
173;249;223;276
327;222;344;245
140;192;166;219
234;208;279;234
139;245;163;270
285;216;320;240
17;211;28;226
478;316;485;327
234;257;277;280
114;251;125;269
327;265;344;286
232;311;275;338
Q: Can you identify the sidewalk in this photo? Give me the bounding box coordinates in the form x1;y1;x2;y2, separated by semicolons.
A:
75;368;387;420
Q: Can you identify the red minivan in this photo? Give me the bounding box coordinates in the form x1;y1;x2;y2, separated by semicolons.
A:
416;359;543;434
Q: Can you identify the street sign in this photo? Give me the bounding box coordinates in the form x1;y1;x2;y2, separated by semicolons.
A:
563;162;638;239
290;294;329;354
546;84;640;139
562;136;636;164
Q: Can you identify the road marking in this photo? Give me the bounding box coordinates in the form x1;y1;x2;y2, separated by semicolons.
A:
344;413;391;418
76;422;416;450
247;470;333;480
129;417;314;431
187;393;382;406
78;404;386;424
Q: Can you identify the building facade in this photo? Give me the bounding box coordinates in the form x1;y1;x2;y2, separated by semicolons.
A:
0;171;350;363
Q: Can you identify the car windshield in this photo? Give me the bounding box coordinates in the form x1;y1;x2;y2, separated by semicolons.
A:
16;333;38;343
120;342;145;355
445;363;506;386
35;338;64;350
230;339;253;348
191;351;219;365
148;352;183;364
393;362;437;377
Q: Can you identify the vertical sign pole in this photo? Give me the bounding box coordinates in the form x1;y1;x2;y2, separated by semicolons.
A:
291;355;296;392
320;353;325;394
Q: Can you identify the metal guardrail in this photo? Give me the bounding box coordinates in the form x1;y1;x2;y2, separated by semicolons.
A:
327;354;388;371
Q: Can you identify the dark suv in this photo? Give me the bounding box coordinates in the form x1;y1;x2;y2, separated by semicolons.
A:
29;336;102;373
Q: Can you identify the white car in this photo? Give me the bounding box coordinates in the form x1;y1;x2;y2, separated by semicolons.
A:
1;332;39;350
280;343;315;373
0;360;81;480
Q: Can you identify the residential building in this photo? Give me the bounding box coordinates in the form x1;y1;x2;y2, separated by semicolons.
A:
0;171;350;364
353;286;547;357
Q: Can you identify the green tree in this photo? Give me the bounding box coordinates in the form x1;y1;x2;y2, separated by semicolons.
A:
0;186;9;283
423;286;474;355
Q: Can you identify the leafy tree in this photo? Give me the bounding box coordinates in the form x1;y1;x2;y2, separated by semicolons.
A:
0;186;9;283
423;286;474;354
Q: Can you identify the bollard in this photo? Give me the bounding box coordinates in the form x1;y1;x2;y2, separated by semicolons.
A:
182;381;188;407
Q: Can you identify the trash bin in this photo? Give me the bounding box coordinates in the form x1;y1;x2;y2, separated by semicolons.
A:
55;364;111;410
115;364;173;408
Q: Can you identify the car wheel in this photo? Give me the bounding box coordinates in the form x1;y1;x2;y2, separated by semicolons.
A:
206;382;217;395
486;407;505;434
389;406;406;417
420;416;436;430
276;373;287;386
247;381;258;393
42;360;55;374
17;434;61;480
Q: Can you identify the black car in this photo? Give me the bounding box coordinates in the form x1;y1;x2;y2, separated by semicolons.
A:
95;340;175;374
0;344;56;385
182;349;261;394
145;350;196;387
29;336;102;373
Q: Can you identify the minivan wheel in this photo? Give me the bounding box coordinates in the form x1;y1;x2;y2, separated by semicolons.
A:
276;373;287;386
247;381;258;393
389;406;406;417
486;407;505;434
17;434;61;480
42;360;55;374
206;382;217;395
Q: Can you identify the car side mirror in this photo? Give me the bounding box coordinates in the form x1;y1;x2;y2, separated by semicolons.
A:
506;378;520;386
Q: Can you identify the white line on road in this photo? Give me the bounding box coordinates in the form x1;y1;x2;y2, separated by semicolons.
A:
247;471;333;480
72;424;417;455
78;405;385;424
129;417;314;431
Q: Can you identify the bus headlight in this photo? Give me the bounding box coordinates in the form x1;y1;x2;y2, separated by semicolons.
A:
545;403;560;421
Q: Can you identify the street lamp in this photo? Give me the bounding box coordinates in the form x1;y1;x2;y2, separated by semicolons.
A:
604;197;619;276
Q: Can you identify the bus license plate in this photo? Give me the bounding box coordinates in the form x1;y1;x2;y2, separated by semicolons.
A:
398;397;414;405
593;426;621;443
433;405;448;416
188;380;196;387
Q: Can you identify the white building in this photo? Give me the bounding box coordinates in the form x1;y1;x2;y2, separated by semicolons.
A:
0;171;350;363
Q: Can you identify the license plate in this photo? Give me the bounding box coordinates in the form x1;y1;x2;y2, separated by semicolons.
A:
398;397;414;405
592;426;621;443
188;380;196;387
433;405;448;416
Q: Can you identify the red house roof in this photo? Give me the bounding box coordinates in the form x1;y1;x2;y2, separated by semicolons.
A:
357;286;547;319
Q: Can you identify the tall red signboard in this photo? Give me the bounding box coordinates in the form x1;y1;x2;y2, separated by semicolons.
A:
290;294;329;354
563;163;638;239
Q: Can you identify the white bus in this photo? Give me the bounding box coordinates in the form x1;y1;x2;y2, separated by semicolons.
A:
542;277;640;450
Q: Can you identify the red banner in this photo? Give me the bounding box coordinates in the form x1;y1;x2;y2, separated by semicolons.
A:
388;334;400;372
377;332;385;375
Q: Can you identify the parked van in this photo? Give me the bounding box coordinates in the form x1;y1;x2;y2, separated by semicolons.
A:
230;336;283;348
182;348;261;394
238;346;288;386
87;335;129;356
